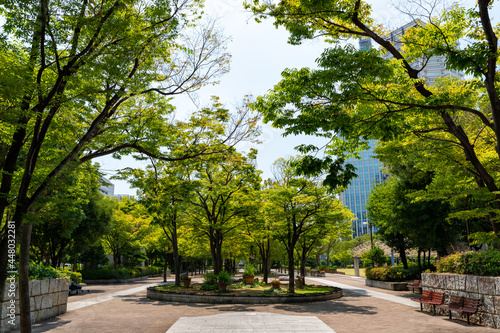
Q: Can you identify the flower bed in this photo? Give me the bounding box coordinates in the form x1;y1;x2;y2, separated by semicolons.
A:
147;284;342;304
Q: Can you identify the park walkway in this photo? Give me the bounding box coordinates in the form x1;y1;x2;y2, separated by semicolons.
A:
27;274;497;333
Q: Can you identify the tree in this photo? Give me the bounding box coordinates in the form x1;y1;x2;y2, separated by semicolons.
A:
0;1;235;328
263;157;352;292
247;1;500;234
29;167;111;268
127;161;193;285
185;148;261;274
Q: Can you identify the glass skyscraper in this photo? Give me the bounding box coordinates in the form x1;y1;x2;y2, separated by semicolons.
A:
339;140;386;238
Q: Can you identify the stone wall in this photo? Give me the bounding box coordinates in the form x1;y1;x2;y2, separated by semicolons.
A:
422;273;500;329
1;278;69;332
365;279;408;291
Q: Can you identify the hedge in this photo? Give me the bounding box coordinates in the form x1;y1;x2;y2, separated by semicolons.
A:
81;266;163;280
365;265;421;282
436;249;500;277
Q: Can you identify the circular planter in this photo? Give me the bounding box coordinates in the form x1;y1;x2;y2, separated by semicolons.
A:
183;279;191;288
243;275;255;284
218;283;227;291
147;285;343;304
271;282;281;289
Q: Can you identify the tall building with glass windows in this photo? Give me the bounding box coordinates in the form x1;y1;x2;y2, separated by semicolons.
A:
342;21;463;238
339;140;387;238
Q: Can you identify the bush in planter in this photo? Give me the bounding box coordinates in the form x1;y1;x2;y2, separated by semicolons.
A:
365;265;421;282
436;249;500;276
217;271;232;285
243;263;256;276
201;272;218;290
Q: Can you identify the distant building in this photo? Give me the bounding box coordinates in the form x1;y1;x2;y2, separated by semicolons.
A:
99;177;115;196
342;21;463;238
99;177;133;200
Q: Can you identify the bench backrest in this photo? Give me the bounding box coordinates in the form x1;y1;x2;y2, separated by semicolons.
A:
420;290;433;301
410;280;421;287
430;291;444;304
448;295;464;309
463;297;479;312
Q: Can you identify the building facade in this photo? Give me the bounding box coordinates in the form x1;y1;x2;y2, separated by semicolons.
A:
339;140;386;238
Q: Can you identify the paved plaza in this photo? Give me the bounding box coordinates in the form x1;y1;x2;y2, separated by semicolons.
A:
25;274;497;333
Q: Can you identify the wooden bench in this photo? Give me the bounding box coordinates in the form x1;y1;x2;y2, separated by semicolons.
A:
439;295;479;325
411;290;444;314
407;280;422;293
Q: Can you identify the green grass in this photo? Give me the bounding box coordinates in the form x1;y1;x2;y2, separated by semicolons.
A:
336;268;366;277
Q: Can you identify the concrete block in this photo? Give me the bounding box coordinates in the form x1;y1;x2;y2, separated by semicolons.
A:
40;295;53;310
480;312;495;328
57;291;68;306
40;280;49;295
58;304;67;315
34;295;42;310
38;307;58;321
478;276;496;295
466;275;478;293
446;274;456;290
421;273;430;287
494;296;500;314
30;297;35;312
1;315;20;332
483;295;495;314
494;314;500;329
49;279;57;294
30;280;41;297
456;274;466;291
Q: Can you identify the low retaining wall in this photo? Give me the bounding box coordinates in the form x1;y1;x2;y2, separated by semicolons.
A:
147;286;342;304
422;273;500;329
365;279;408;291
83;275;150;284
1;278;69;332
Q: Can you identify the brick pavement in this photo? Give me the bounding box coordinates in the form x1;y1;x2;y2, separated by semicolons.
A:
24;274;498;333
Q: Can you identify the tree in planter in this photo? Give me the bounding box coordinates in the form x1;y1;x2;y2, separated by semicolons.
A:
263;157;353;292
185;148;261;274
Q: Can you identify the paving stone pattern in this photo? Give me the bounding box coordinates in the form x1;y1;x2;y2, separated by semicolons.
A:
166;312;335;333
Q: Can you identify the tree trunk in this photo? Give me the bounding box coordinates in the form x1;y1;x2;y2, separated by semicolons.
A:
287;248;295;293
398;245;408;269
417;248;422;272
19;223;33;333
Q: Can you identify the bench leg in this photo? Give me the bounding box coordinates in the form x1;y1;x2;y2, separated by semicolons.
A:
467;313;470;326
448;310;451;320
420;303;423;311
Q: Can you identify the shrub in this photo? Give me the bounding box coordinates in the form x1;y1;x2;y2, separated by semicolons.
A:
243;263;256;276
217;271;232;285
203;272;217;285
81;266;155;280
361;247;388;268
28;262;61;280
436;250;500;276
365;265;421;282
